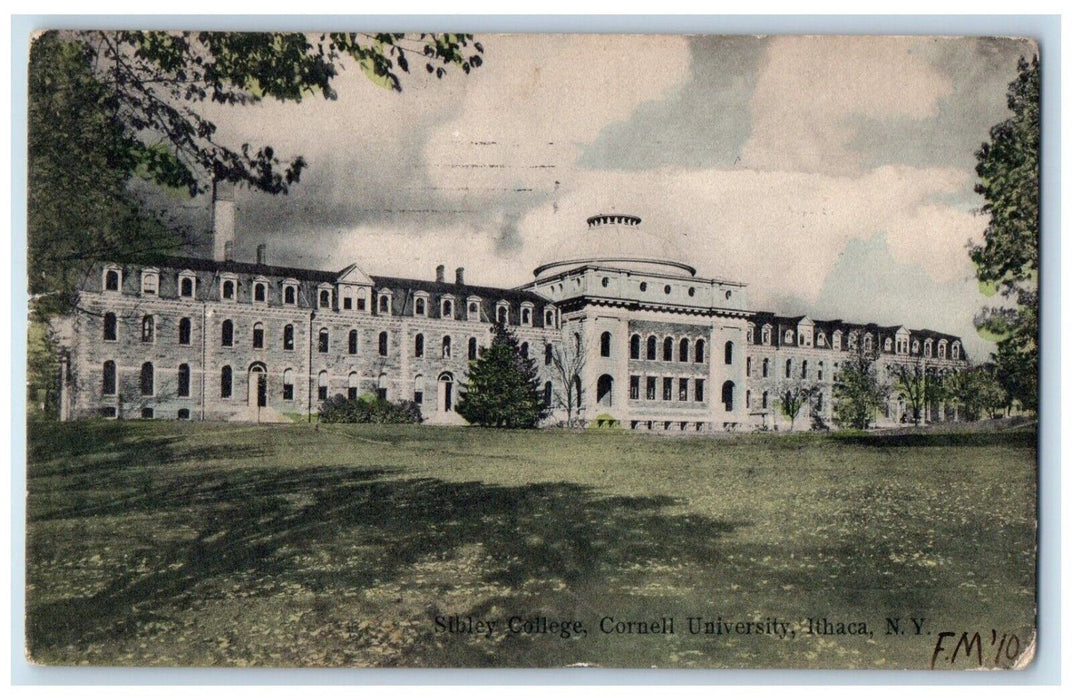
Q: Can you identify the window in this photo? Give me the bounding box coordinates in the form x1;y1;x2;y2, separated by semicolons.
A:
762;326;771;345
378;331;388;356
630;376;640;400
912;340;920;354
545;309;555;327
747;325;755;344
348;373;359;401
785;358;792;378
318;289;331;309
938;341;947;359
544;381;553;407
222;280;236;300
283;369;294;401
414;375;425;405
469;301;481;319
140;362;154;396
469;337;478;360
141;315;155;343
141;408;154;420
679;338;689;362
103;312;117;341
817;332;827;347
646;377;657;400
378;294;390;314
221;366;232;398
818;361;824;381
179;317;191;345
250;322;264;349
104;269;120;291
545;343;553;366
694;339;705;363
833;331;842;349
180;276;195;298
884;337;893;352
924;339;933;357
695;378;705;402
141;270;158;295
102;361;116;395
318;371;328;401
679;378;689;401
178;409;190;420
318;328;329;353
221;320;234;347
415;297;426;316
762;391;769;409
356;296;366;311
600;331;612;357
284;285;297;305
784;329;794;344
639;282;648;292
253;282;267;303
177;364;190;397
663;337;673;361
722;381;734;412
746;357;752;376
762;358;769;377
442;335;451;359
746;390;751;409
442;299;454;319
496;305;508;324
349;329;359;355
864;334;873;352
630;334;641;360
802;360;808;379
646;336;657;360
816;392;823;411
283;324;294;351
952;343;961;360
521;306;532;325
342;295;353;310
724;341;734;365
520;342;529;358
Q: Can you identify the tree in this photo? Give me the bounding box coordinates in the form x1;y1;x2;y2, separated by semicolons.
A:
970;55;1040;413
888;359;946;425
547;331;587;428
832;347;890;430
943;364;1009;421
28;31;484;317
777;383;815;432
456;324;549;428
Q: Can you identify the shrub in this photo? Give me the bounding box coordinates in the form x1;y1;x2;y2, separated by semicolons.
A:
319;394;423;424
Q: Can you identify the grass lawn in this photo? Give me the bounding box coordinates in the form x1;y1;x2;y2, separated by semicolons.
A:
26;421;1036;669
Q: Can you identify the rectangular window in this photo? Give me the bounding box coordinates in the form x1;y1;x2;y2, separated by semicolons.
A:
662;377;672;401
357;298;366;311
283;383;294;401
629;375;640;400
679;378;688;401
284;325;294;351
695;379;705;402
646;377;656;401
343;297;353;310
253;327;264;349
414;391;423;404
318;386;328;401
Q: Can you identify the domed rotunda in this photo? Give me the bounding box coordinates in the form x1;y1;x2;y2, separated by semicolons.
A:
533;214;696;279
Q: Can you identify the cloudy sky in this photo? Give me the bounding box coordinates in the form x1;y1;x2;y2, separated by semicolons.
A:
176;34;1034;359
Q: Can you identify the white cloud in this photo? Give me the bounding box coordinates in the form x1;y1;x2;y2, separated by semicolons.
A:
742;36;955;173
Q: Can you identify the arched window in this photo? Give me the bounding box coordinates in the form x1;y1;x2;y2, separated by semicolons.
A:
801;359;808;378
952;342;961;360
317;371;328;401
104;269;120;291
347;372;359;401
646;335;657;360
318;328;329;353
762;390;769;409
414;374;425;404
378;331;388;356
762;326;771;345
630;334;641;360
414;333;424;358
283;324;294;351
884;337;893;352
938;341;947;359
222;280;235;300
784;329;794;344
221;319;234;347
103;312;117;341
747;325;755;344
663;337;674;361
724;341;734;365
817;332;826;347
469;337;478;360
679;338;689;362
597;374;613;407
545;343;553;366
600;331;612;357
497;306;508;324
442;335;452;359
220;366;232;398
177;364;190;397
284;286;296;305
282;368;294;401
521;307;531;325
102;361;116;395
254;282;266;302
863;334;873;352
141;315;155;343
694;339;705;363
378;294;390;314
520;342;529;358
762;358;769;377
252;322;265;349
321;289;332;309
746;357;752;376
545;309;555;327
721;381;734;411
178;317;191;345
544;381;553;407
348;329;358;355
180;277;194;297
415;297;426;315
140;362;154;396
443;299;454;318
785;358;792;378
818;361;824;381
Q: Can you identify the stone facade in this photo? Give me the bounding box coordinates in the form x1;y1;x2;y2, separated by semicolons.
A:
56;210;969;430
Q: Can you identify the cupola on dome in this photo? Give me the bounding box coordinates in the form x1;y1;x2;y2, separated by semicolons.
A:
534;214;695;278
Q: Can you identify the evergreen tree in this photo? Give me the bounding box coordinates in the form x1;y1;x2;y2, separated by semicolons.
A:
456;323;548;428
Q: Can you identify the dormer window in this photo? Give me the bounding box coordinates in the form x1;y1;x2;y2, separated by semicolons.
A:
784;330;794;344
544;309;555;327
414;294;428;317
283;281;298;305
938;340;948;359
848;332;858;349
178;271;196;298
378;291;393;315
832;330;842;349
912;340;920;354
761;325;771;345
952;342;961;360
468;298;481;321
883;337;893;352
103;267;122;292
924;339;933;357
746;325;755;344
140;269;159;296
441;296;455;319
520;303;533;326
496;301;510;325
816;332;827;347
863;334;874;352
220;276;238;301
253;279;268;304
318;285;333;310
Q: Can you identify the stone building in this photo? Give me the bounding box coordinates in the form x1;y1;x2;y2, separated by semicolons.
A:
55;202;969;429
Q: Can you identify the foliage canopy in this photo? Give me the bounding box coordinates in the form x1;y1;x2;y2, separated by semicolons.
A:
456;324;549;429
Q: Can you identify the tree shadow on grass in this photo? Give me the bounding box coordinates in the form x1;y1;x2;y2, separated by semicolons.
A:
27;454;741;658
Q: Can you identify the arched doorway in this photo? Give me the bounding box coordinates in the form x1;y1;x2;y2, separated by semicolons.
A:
438;372;454;412
248;363;267;409
721;380;734;412
596;374;614;408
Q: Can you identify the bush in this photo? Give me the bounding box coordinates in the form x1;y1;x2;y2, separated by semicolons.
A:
318;394;423;424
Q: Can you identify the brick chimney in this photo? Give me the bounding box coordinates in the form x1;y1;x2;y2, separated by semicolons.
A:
435;265;445;283
256;243;267;266
212;180;235;262
455;267;465;285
